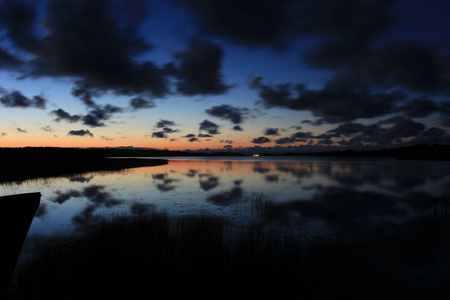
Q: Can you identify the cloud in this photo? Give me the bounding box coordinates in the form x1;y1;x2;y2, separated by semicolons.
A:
174;0;397;55
396;97;442;118
181;133;198;142
205;104;248;124
71;86;98;108
130;97;155;109
156;119;176;128
299;0;398;69
0;0;41;55
152;131;166;138
359;42;448;93
52;103;122;128
263;127;280;136
51;108;82;123
67;129;94;137
325;116;428;146
17;127;27;133
232;125;243;131
151;119;178;138
173;0;295;49
41;125;54;133
199;119;220;135
251;136;271;144
275;137;297;145
0;0;169;98
219;139;233;144
0;47;23;70
274;131;315;144
79;105;123;127
167;38;230;96
0;89;46;109
249;75;405;122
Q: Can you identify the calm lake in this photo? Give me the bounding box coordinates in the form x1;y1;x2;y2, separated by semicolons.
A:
2;156;450;237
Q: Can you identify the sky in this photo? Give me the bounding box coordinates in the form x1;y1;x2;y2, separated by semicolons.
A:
1;0;450;153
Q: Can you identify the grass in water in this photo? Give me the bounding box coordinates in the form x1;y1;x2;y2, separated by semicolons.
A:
8;193;450;299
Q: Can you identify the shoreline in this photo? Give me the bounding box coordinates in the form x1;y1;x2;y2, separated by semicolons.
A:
0;157;168;183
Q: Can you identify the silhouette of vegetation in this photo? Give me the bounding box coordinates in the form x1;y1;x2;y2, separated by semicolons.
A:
276;143;450;160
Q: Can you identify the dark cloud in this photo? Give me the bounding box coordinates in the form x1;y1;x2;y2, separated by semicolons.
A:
152;119;178;138
205;104;247;124
361;42;448;93
199;119;220;135
251;136;271;144
41;125;54;133
377;116;426;141
129;97;155;109
328;116;428;146
249;75;405;123
71;86;98;108
181;133;198;142
396;97;442;118
174;0;397;56
0;0;41;55
299;0;398;69
291;131;315;139
0;89;46;109
0;48;23;70
81;105;123;127
17;127;27;133
67;129;94;137
275;137;296;144
232;125;243;131
263;127;280;136
156;119;176;128
51;108;82;123
275;131;315;144
220;139;233;144
152;131;166;138
0;0;169;98
173;0;295;49
326;123;367;137
167;38;230;96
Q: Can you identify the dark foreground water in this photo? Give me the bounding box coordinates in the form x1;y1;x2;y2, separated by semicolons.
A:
2;156;449;237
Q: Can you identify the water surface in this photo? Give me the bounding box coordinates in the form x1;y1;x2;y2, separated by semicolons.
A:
2;156;449;237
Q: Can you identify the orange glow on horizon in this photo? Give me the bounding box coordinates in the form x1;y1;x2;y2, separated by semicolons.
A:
0;134;270;151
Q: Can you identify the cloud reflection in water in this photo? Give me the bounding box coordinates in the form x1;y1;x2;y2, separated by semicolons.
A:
26;158;450;235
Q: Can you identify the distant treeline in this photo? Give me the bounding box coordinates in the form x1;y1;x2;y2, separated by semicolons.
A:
273;143;450;160
0;143;449;160
0;147;199;159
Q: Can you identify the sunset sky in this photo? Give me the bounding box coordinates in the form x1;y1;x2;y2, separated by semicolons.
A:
1;0;450;152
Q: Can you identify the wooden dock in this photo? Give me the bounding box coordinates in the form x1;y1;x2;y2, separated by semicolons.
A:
0;192;41;298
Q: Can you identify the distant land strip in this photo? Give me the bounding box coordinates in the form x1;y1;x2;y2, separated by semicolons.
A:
0;157;168;183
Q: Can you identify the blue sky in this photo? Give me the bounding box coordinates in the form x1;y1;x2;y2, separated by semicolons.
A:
0;0;449;152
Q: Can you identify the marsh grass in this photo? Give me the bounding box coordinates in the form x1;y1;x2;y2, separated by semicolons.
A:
8;193;450;299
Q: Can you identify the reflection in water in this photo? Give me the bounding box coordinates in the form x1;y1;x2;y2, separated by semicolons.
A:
2;157;449;236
